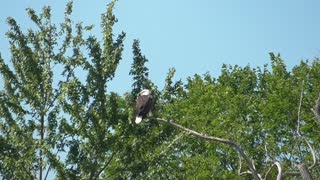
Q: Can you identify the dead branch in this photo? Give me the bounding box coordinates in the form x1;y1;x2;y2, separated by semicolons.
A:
300;135;317;170
238;156;252;176
274;162;283;180
282;171;301;178
263;160;283;180
263;144;282;180
311;94;320;123
156;118;261;180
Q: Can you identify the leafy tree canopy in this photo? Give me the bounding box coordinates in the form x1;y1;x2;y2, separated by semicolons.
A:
0;1;319;179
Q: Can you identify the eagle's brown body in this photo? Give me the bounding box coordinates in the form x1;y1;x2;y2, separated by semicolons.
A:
135;89;153;124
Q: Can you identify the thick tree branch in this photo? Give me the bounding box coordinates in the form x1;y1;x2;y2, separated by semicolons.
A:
156;118;261;180
282;165;313;180
297;164;313;180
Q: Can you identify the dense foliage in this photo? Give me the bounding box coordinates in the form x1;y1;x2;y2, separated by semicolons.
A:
0;1;319;179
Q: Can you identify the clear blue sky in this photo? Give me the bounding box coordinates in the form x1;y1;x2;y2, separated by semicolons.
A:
1;0;320;95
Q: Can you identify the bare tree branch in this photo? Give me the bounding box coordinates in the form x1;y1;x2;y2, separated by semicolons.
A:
311;94;320;123
264;163;275;180
156;118;261;180
282;171;301;178
301;136;317;170
238;156;243;175
264;143;276;163
239;170;252;176
238;156;253;176
274;162;282;180
263;161;282;180
263;144;281;180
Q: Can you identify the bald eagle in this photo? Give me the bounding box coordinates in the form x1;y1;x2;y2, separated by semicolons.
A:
135;89;153;124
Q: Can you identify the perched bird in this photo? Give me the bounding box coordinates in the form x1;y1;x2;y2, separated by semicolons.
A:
135;89;153;124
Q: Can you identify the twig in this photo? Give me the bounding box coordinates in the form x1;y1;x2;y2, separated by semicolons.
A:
264;163;275;180
159;132;185;156
238;155;252;176
264;143;275;162
156;118;261;180
44;144;65;180
238;156;242;175
93;151;117;180
239;170;252;176
238;156;252;176
44;166;51;180
297;80;304;135
282;171;302;178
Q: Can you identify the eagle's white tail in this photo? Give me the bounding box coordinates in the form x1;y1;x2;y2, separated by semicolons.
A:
135;116;143;124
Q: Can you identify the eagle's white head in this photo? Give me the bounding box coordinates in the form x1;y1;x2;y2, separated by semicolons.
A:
139;89;151;96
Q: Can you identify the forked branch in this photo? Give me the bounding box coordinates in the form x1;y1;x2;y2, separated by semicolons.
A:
156;118;261;180
264;162;282;180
